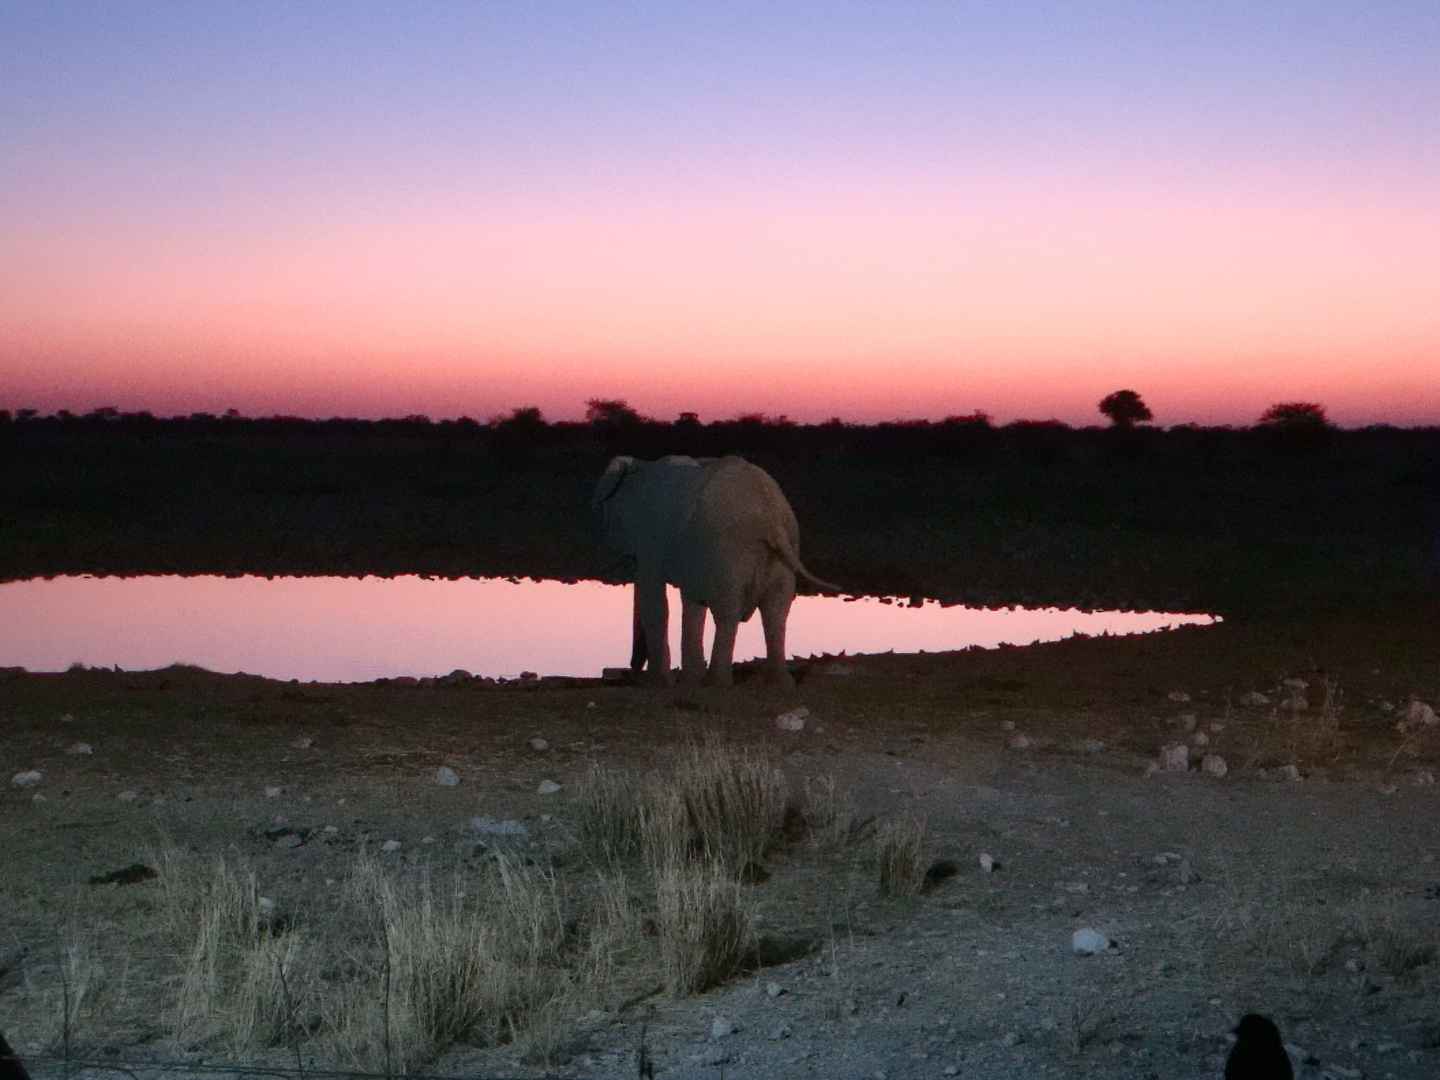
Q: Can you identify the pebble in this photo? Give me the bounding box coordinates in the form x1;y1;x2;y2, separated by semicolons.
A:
435;767;460;787
1278;765;1302;782
776;707;809;732
1178;713;1197;731
10;770;42;788
117;791;137;803
1072;928;1113;955
293;737;313;749
1167;691;1191;703
380;839;402;853
766;981;785;997
66;742;93;755
1239;691;1271;706
1160;744;1189;772
979;853;996;873
710;1016;738;1039
265;786;283;798
537;779;561;794
768;1025;791;1040
1202;754;1228;778
529;737;549;751
472;816;528;837
696;1044;731;1066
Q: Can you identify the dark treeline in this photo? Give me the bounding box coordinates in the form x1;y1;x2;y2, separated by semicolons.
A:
1;404;1435;617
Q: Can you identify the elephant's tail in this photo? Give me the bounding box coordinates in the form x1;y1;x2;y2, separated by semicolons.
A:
768;541;842;594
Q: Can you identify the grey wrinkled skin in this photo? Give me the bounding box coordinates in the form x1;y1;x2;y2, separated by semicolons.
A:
592;455;837;687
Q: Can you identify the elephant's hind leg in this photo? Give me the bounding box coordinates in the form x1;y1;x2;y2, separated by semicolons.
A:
759;577;796;687
704;617;739;687
679;598;708;685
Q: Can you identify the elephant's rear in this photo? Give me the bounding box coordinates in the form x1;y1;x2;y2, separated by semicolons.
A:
685;458;800;617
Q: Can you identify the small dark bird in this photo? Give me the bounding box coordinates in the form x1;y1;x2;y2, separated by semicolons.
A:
1225;1013;1293;1080
0;1031;32;1080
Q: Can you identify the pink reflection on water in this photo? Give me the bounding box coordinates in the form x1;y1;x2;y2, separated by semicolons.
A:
0;575;1215;682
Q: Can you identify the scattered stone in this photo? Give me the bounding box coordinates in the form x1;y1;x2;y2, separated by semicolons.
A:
710;1016;738;1039
1239;691;1271;706
1210;721;1225;732
1377;784;1398;796
293;736;313;749
776;707;809;732
257;897;276;915
380;839;402;853
1191;732;1210;748
65;742;92;755
529;737;549;751
435;767;460;787
696;1044;732;1067
1070;738;1106;753
1178;713;1197;731
1072;928;1113;955
1160;744;1189;772
1403;699;1439;725
768;1024;791;1040
1413;770;1435;786
471;815;528;837
59;713;75;722
117;791;138;803
1278;764;1302;782
1001;720;1016;731
1280;694;1309;712
1001;1032;1021;1046
10;771;42;788
274;832;304;849
1282;677;1309;691
1167;691;1191;703
88;863;157;887
1008;733;1032;749
323;824;339;834
1202;754;1228;778
979;853;996;873
265;786;283;798
942;1066;960;1076
766;981;785;997
537;779;561;795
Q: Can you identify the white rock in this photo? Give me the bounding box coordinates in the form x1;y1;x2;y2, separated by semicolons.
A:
1178;713;1197;731
1167;691;1191;703
529;737;549;751
1009;733;1032;749
265;786;283;798
1160;744;1189;772
435;766;460;787
1000;720;1016;731
1280;695;1308;712
1278;764;1302;782
59;713;75;722
711;1016;738;1038
979;853;995;872
1403;699;1438;725
1239;691;1271;706
776;707;809;732
11;770;42;788
768;1024;791;1040
1413;770;1435;786
380;839;402;853
472;815;528;837
766;981;785;997
66;742;93;755
257;896;276;913
117;790;137;803
1282;677;1309;691
1072;928;1112;955
1191;732;1210;747
1201;754;1228;778
537;779;561;795
293;737;313;749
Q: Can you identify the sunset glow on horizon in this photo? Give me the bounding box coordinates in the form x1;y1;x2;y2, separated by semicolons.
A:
3;3;1437;426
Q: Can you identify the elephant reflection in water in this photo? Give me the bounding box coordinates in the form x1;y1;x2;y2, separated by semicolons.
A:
592;455;839;687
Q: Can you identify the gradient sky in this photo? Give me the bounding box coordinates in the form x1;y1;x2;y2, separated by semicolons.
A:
3;2;1437;426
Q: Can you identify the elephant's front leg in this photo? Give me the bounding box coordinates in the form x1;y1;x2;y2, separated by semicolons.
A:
679;598;708;685
634;574;673;686
704;617;739;687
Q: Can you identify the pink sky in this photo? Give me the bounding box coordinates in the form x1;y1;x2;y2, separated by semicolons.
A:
3;5;1437;426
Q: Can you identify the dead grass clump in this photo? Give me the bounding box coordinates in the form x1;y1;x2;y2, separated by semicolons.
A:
875;813;929;898
653;862;753;995
573;764;644;865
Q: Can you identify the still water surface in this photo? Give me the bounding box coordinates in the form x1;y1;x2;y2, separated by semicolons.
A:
0;575;1216;682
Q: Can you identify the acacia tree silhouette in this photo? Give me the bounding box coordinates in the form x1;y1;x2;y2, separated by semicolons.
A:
1098;390;1153;428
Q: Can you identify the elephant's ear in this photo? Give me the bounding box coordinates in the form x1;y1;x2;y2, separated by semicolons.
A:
593;456;635;506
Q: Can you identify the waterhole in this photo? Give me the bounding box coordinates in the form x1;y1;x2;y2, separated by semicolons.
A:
0;575;1215;682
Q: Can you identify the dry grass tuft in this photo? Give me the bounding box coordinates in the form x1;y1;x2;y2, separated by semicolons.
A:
653;862;753;995
874;813;929;898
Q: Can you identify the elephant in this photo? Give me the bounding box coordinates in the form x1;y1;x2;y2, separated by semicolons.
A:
592;454;838;686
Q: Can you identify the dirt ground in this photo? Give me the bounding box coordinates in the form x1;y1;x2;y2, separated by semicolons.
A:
2;601;1438;1080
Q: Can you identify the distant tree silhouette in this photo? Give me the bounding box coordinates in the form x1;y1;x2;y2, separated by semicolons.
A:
1098;390;1153;428
585;399;643;426
1258;402;1330;429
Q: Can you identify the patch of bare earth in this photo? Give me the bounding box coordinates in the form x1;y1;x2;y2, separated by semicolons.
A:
1;602;1437;1079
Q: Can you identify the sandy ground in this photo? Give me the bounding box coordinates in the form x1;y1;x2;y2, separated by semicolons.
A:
2;602;1438;1079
